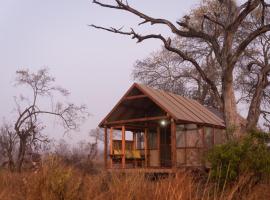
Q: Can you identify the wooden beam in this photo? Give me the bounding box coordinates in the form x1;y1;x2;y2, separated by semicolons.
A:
104;127;108;169
175;120;225;129
144;128;148;168
157;127;161;167
105;116;168;125
124;94;147;100
121;126;126;169
99;83;142;127
109;127;113;168
171;119;177;169
112;125;146;131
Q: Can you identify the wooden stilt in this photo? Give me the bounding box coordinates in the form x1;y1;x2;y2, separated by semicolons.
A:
121;126;126;169
104;127;108;169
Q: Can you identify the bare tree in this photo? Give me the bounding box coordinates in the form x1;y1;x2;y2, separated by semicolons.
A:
132;44;221;109
0;123;17;171
89;127;106;144
91;0;270;133
234;10;270;130
54;138;99;173
13;68;87;172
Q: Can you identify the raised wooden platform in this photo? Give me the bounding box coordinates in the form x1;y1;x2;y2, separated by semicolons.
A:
107;167;177;174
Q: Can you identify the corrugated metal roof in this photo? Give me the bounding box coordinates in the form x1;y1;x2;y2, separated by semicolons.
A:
99;83;225;127
136;83;225;127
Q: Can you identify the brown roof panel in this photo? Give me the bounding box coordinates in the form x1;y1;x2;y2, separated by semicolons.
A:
99;83;225;128
136;83;225;127
139;85;189;121
170;93;222;125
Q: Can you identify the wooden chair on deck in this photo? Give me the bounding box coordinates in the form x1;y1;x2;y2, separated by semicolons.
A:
131;150;145;167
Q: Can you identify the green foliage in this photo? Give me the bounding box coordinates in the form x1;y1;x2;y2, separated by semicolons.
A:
207;130;270;183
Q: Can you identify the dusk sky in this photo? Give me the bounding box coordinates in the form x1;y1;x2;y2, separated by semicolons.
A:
0;0;202;143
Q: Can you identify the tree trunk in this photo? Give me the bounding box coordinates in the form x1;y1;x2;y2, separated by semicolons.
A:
7;151;14;171
16;136;27;172
246;74;267;130
220;28;242;136
222;67;240;135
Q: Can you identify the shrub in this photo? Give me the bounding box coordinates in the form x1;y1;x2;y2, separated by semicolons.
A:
207;130;270;183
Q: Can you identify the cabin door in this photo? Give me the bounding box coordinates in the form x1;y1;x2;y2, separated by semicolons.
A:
160;126;171;167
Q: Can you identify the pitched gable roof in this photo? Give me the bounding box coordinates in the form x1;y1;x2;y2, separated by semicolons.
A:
99;83;225;128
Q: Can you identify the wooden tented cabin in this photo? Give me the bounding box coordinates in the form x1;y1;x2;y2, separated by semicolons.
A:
99;83;226;172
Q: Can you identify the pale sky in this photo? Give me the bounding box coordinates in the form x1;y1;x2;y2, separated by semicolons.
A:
0;0;201;143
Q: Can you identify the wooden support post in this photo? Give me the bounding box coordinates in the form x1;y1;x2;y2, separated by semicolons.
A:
109;127;113;168
133;132;136;150
121;126;126;169
202;127;206;166
133;132;137;168
171;119;177;169
157;127;161;167
144;128;148;168
184;126;187;165
199;127;204;166
213;128;215;145
104;127;108;169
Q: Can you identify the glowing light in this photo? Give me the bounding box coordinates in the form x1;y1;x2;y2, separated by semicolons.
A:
160;120;167;126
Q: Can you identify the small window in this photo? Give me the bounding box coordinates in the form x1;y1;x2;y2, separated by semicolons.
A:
214;129;226;144
176;125;185;148
148;131;157;149
186;124;202;147
136;132;144;149
205;127;213;148
185;124;197;130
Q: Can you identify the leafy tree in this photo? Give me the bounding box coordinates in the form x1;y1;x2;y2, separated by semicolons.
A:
207;131;270;183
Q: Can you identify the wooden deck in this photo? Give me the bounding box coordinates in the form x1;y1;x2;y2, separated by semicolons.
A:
107;167;179;174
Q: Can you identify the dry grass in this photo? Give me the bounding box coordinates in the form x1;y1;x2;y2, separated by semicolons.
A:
0;158;269;200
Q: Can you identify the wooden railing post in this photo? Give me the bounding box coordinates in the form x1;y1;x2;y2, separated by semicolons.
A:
171;119;176;169
109;127;113;168
144;128;148;168
104;127;108;169
121;126;126;169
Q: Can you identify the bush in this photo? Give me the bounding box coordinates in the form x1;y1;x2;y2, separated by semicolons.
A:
207;130;270;183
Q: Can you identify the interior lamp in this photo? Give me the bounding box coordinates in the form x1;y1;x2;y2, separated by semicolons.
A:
160;119;167;127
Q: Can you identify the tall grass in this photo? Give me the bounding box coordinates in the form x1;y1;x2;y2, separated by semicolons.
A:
0;158;269;200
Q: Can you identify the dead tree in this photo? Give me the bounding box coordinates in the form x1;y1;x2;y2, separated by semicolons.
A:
13;68;87;172
91;0;270;133
132;45;221;108
0;123;17;171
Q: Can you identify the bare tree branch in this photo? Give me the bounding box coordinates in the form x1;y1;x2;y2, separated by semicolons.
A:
232;24;270;65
